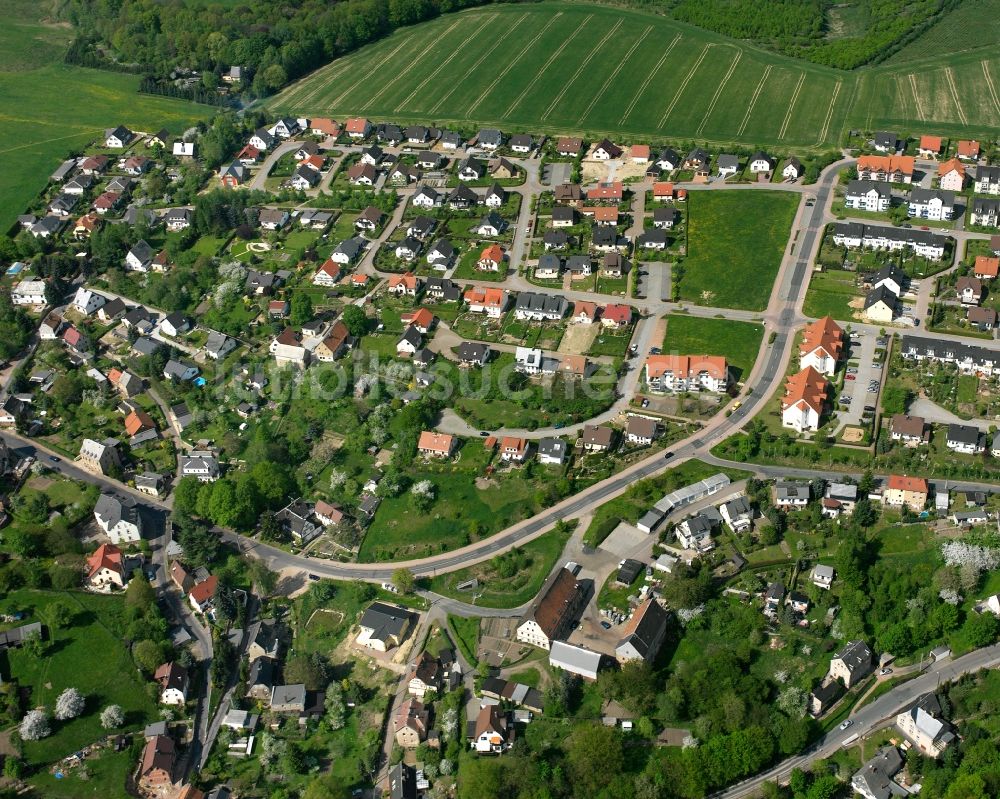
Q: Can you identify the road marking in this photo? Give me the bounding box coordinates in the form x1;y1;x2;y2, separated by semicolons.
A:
696;49;742;135
427;13;529;116
908;73;927;121
540;19;624;121
816;79;842;146
658;44;712;129
737;65;771;136
777;72;806;140
397;14;498;112
469;11;565;117
619;34;681;125
944;66;968;126
503;14;594;119
575;25;654;125
361;17;466;111
982;60;1000;118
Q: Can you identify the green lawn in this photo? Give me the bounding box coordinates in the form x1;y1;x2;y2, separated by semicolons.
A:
677;191;799;311
358;441;566;561
447;614;481;666
2;589;157;766
427;523;573;608
803;268;860;321
957;375;979;405
661;313;764;381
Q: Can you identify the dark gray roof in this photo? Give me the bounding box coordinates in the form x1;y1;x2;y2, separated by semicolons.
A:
616;599;669;659
514;292;567;316
909;187;955;205
359;602;413;640
458;341;490;361
864;285;897;310
538;437;567;459
846;179;891;199
947;423;983;447
131;337;161;356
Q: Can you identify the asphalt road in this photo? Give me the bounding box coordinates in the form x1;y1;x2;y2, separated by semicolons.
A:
717;643;1000;798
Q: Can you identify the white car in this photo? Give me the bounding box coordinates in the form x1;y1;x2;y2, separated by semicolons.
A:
839;720;853;731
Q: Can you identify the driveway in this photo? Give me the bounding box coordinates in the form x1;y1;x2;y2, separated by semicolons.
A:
835;330;877;431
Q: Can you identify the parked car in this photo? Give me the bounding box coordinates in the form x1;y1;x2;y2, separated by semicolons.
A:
839;720;853;730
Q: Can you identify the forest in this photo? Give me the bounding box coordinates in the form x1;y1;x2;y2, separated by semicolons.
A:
60;0;504;99
59;0;971;92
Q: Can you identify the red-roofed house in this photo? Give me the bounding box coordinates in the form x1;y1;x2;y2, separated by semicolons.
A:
346;117;372;138
630;144;650;163
957;140;980;161
884;475;929;511
644;355;729;393
418;431;456;458
499;436;529;463
918;135;943;158
139;735;176;791
781;366;829;433
938;158;966;191
464;287;509;317
573;301;598;324
313;259;342;287
236;144;261;165
601;304;632;328
125;408;156;437
311;117;340;137
588;181;623;201
400;307;435;334
189;575;218;614
388;272;421;297
477;244;504;272
799;316;844;375
974;256;999;279
87;543;126;589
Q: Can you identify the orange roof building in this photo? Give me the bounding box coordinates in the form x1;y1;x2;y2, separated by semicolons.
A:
799;316;844;375
957;139;980;160
781;366;829;433
400;307;435;332
588;181;624;201
644;354;729;393
918;135;942;155
499;436;529;462
417;431;455;457
974;256;1000;279
477;244;504;269
884;475;929;511
87;543;125;587
938;157;966;190
311;117;340;136
464;286;509;317
124;408;156;437
857;155;914;183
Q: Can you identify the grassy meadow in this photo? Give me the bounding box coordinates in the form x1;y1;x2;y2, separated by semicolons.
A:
661;313;765;380
678;190;799;311
0;3;208;232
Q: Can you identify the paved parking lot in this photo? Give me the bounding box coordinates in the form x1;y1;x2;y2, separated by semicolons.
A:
836;330;882;430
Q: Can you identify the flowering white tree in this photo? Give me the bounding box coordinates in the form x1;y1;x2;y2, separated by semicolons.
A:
776;686;808;719
676;605;705;626
939;588;962;606
440;707;458;741
54;688;85;720
20;709;50;741
773;670;789;684
941;542;1000;571
100;704;125;729
329;468;348;490
681;734;699;750
411;480;435;499
438;759;453;775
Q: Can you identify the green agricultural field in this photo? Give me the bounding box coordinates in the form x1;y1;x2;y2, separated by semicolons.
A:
661;314;764;380
0;3;208;232
271;2;1000;151
677;190;798;311
272;3;852;149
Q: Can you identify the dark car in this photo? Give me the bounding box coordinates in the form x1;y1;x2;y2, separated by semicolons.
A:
479;431;490;437
49;456;60;463
663;451;674;460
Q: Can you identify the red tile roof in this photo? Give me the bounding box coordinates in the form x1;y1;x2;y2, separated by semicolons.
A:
189;575;218;606
974;256;999;278
887;475;928;494
858;155;914;176
645;354;728;380
87;543;123;579
781;366;829;414
799;316;844;361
